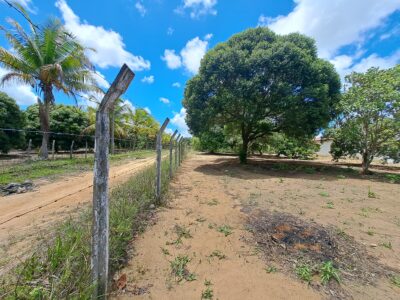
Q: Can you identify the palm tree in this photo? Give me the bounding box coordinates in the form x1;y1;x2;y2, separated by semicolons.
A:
0;18;99;158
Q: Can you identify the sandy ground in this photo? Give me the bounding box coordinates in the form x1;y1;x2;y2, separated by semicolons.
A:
0;155;157;275
113;154;400;300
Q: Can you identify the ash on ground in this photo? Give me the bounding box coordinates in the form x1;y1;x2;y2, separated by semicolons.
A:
245;209;396;299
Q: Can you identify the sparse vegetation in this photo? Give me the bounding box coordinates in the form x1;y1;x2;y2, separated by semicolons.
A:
170;255;196;282
320;261;340;284
209;250;226;260
201;280;214;299
217;225;233;237
295;264;312;283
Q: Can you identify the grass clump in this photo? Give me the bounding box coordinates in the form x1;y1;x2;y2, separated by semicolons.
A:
208;250;226;260
216;225;233;237
368;187;376;198
320;261;340;285
170;255;196;282
391;275;400;288
295;264;312;283
319;191;329;197
201;280;214;299
265;266;278;273
0;158;172;299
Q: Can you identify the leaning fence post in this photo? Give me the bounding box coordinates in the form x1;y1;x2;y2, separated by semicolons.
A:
85;140;88;159
169;130;178;179
70;141;74;159
175;134;181;169
178;137;182;167
91;64;134;299
156;118;170;201
52;140;55;160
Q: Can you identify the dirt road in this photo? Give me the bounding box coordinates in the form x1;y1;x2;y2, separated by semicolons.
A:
0;156;157;274
112;154;400;300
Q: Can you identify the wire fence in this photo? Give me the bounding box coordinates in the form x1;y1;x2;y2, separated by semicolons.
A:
0;128;169;167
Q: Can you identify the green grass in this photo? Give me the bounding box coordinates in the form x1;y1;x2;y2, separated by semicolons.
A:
320;261;340;285
0;157;175;299
295;264;312;282
170;255;196;282
391;275;400;288
0;150;154;185
216;225;233;237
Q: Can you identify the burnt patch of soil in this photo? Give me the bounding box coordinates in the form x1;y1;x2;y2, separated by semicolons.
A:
246;209;397;299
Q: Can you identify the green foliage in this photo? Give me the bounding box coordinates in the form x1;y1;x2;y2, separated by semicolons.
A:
170;255;196;282
295;264;312;282
266;133;319;159
0;17;99;158
217;224;233;236
0;92;25;153
184;27;340;163
0;158;173;298
25;104;89;150
320;261;340;284
328;66;400;174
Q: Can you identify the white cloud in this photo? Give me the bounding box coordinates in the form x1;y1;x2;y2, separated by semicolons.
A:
135;1;146;17
171;108;191;137
162;36;210;74
160;97;170;104
172;82;181;88
204;33;213;40
260;0;400;59
165;128;174;135
141;75;154;84
180;37;208;74
55;0;150;71
161;49;182;69
330;51;400;80
167;27;174;35
144;107;151;114
94;71;110;89
176;0;218;19
0;67;37;106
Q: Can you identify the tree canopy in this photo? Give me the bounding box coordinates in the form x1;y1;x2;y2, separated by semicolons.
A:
328;66;400;174
183;27;341;162
0;92;25;153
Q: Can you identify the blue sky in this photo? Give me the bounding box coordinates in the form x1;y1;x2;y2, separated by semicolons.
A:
1;0;400;136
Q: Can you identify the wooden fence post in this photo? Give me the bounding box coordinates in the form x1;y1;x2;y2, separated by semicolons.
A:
175;134;181;169
178;137;182;166
52;140;55;160
91;64;134;299
155;118;170;201
85;140;88;159
169;130;178;179
70;141;74;159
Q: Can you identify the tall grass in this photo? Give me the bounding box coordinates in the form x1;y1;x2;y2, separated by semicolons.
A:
0;158;175;299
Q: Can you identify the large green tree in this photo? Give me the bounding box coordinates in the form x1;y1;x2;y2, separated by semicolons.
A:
0;18;98;158
183;28;340;163
329;66;400;174
25;104;89;151
0;92;25;153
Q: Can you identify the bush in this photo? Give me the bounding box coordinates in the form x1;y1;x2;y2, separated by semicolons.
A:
0;92;25;153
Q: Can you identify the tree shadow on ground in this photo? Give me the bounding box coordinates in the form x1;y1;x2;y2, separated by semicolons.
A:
193;154;399;184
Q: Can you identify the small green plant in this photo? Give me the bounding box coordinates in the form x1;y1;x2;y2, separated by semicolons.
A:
201;280;214;299
320;261;340;284
161;247;170;256
385;174;400;183
368;187;376;198
170;255;195;282
319;191;329;197
167;224;192;245
326;201;334;209
207;199;219;206
367;230;374;236
337;174;346;179
380;241;392;249
295;264;312;282
391;275;400;288
217;225;233;237
278;178;284;183
209;250;226;260
265;266;277;273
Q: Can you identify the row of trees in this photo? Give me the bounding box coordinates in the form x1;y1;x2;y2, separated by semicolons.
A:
184;27;400;174
0;91;163;153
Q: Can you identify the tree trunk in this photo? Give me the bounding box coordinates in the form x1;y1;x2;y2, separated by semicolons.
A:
239;124;249;164
361;152;372;175
38;99;50;159
110;108;115;155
